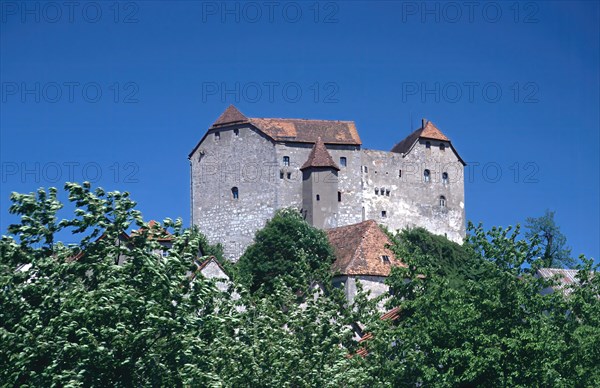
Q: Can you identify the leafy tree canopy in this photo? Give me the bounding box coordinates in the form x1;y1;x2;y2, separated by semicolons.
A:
525;209;574;268
237;208;336;294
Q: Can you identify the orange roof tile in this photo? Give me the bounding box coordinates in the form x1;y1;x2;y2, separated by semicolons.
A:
328;220;406;277
210;105;361;145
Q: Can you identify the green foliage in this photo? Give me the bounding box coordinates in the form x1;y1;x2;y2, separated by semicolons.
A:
369;223;600;387
237;208;336;294
1;184;598;386
388;227;486;288
202;280;371;387
0;183;220;386
525;209;574;268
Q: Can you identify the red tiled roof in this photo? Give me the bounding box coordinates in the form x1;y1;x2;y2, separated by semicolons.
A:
210;105;361;145
391;120;448;154
300;137;340;171
328;220;406;277
350;306;402;358
212;105;250;127
391;120;465;166
131;220;173;242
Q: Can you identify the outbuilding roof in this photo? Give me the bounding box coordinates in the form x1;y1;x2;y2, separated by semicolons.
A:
327;220;406;277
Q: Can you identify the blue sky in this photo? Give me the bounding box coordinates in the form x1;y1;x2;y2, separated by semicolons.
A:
1;1;598;261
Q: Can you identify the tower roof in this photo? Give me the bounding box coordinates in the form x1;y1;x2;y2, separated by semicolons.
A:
300;137;340;171
211;105;249;127
391;120;465;165
327;220;406;277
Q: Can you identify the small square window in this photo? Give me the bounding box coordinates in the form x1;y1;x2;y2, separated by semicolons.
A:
381;210;387;218
340;157;347;167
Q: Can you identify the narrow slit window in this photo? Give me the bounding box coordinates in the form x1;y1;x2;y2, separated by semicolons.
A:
231;187;239;200
316;194;320;201
338;191;342;202
424;169;431;183
399;170;402;178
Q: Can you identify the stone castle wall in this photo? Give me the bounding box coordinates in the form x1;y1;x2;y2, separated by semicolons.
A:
191;124;465;261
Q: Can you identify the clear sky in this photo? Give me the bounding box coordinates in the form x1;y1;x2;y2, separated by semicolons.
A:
1;1;598;261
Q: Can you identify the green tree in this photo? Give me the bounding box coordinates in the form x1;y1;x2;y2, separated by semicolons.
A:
0;183;222;386
237;208;336;294
525;209;573;268
203;279;372;386
364;222;598;387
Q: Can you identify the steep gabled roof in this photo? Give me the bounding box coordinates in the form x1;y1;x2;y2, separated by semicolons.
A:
327;220;406;277
211;105;250;127
391;120;465;165
300;137;340;171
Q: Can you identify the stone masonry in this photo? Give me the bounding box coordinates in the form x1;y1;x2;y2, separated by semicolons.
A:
189;106;466;261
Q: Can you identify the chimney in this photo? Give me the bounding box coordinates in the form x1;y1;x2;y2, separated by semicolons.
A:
421;118;427;128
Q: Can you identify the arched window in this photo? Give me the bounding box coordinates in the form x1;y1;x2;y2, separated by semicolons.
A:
439;196;446;207
283;156;290;166
424;169;431;183
426;141;431;149
440;143;445;151
380;187;385;195
231;187;239;200
375;188;379;195
442;172;448;184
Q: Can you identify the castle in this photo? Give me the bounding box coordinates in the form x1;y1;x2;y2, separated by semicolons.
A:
189;105;466;262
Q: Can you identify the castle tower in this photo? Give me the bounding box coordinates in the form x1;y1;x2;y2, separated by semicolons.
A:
300;137;340;229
